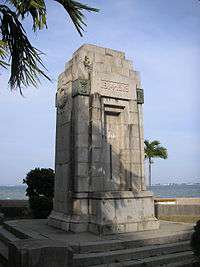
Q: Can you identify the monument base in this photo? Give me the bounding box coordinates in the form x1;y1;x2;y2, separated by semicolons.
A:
1;219;195;267
48;190;159;234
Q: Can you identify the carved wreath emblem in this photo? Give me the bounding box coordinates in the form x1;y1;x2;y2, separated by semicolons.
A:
56;74;69;109
56;88;68;109
79;80;88;94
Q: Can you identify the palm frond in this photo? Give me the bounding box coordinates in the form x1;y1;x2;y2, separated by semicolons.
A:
153;146;168;159
6;0;47;31
144;139;168;160
54;0;99;36
0;39;9;68
0;4;50;93
151;140;160;147
0;1;99;92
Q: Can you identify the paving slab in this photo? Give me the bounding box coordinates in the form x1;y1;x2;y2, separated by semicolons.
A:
4;219;193;246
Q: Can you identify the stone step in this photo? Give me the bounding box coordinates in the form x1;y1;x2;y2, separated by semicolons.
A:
0;239;8;267
90;251;196;267
73;241;191;267
162;257;199;267
0;226;19;245
3;220;47;240
3;221;30;239
72;231;191;254
0;225;19;267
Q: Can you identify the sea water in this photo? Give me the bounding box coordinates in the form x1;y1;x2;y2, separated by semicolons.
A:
0;186;28;199
149;184;200;198
0;184;199;199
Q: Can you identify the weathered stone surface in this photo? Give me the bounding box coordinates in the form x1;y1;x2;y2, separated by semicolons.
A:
74;147;88;162
48;44;158;234
8;239;72;267
74;176;90;192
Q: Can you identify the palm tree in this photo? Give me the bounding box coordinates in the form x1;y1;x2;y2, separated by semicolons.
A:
144;140;168;186
0;1;99;93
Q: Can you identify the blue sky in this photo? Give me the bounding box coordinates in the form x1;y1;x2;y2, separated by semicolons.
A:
0;0;199;185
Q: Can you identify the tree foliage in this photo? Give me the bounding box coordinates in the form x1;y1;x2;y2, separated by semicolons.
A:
144;140;168;161
23;168;55;218
0;1;99;93
144;140;168;186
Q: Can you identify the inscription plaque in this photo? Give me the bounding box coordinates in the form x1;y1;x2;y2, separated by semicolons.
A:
100;80;130;99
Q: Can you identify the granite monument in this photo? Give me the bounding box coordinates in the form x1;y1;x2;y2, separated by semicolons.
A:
48;44;159;234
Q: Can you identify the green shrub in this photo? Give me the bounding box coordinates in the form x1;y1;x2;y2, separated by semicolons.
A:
23;168;55;219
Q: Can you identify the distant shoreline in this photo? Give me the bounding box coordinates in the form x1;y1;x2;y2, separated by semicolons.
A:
0;184;200;199
0;183;199;186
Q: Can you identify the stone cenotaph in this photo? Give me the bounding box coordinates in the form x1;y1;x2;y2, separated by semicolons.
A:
48;44;159;234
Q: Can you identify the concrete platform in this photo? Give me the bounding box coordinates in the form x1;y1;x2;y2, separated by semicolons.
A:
4;219;194;245
0;219;198;267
